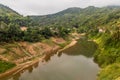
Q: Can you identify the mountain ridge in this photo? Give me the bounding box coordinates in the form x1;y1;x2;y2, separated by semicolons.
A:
0;4;20;17
0;3;120;16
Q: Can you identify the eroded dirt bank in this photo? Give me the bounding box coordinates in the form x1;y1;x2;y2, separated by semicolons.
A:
0;33;81;78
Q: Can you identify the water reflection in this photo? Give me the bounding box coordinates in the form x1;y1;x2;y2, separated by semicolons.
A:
33;62;39;68
58;52;62;57
12;73;21;80
0;39;99;80
43;50;58;62
0;71;21;80
28;66;33;73
59;39;97;58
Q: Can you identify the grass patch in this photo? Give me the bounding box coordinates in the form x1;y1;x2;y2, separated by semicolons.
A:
98;63;120;80
0;60;16;73
58;41;70;48
42;39;55;46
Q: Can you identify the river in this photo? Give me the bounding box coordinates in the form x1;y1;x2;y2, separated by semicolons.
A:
1;39;100;80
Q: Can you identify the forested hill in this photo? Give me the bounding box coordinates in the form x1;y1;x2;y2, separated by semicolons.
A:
29;6;120;29
0;4;33;26
0;4;20;16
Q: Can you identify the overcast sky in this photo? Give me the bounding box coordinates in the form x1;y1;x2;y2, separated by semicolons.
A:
0;0;120;16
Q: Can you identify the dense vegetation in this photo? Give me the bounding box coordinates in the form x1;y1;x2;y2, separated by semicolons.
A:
94;30;120;67
0;4;120;79
29;6;120;33
93;27;120;80
0;4;71;43
0;23;71;42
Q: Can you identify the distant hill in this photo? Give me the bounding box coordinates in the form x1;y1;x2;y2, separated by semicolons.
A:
0;4;31;26
0;3;120;30
106;5;120;8
0;4;20;17
29;5;120;29
29;7;82;26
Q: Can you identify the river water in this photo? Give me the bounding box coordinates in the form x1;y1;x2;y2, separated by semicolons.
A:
1;39;100;80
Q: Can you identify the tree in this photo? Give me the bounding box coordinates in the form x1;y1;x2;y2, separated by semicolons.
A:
7;23;22;41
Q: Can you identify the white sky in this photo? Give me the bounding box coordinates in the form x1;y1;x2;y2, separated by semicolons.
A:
0;0;120;16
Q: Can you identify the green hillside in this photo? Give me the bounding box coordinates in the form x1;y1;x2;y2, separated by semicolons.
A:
0;4;120;79
30;6;120;28
0;4;20;17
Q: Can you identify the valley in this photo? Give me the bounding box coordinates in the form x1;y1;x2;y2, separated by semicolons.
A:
0;3;120;80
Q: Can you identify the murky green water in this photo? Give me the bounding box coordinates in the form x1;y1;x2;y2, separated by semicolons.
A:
1;39;100;80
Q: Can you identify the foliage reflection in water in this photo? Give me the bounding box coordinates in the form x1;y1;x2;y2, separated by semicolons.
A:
1;39;100;80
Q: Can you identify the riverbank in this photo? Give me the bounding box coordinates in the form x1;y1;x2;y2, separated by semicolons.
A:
0;36;79;78
0;56;44;78
57;40;77;54
89;33;120;80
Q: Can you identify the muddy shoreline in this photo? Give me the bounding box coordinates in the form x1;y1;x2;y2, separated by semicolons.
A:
0;39;77;78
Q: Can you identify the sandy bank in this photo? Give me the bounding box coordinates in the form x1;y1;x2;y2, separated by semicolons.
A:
57;40;77;54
